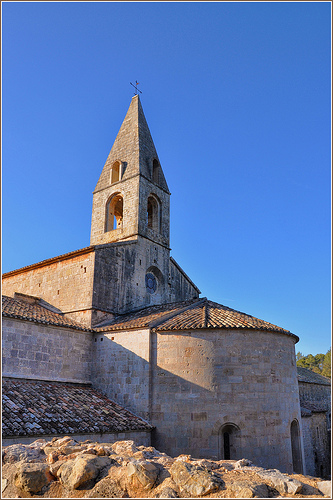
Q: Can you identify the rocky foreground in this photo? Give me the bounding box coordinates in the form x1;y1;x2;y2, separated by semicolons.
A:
2;437;331;498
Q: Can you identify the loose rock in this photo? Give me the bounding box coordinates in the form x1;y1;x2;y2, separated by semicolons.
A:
111;440;139;456
170;460;222;496
317;480;331;497
1;438;328;499
158;485;179;498
256;469;302;495
57;453;114;489
229;480;269;498
126;459;159;490
14;462;53;494
3;444;46;464
234;458;253;469
85;476;127;498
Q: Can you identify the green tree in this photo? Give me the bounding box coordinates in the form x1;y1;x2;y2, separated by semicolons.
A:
297;353;316;369
296;348;331;378
322;348;331;378
296;351;304;361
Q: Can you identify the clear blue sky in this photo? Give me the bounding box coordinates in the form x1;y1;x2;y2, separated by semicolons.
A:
2;2;331;356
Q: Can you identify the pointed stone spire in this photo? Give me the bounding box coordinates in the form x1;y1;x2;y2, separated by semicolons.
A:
90;95;170;247
94;95;168;193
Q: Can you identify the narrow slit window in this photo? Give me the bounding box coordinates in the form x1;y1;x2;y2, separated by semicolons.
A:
147;195;161;233
111;161;121;184
152;159;159;184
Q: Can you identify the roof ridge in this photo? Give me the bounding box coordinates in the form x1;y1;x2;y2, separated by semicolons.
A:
150;297;206;331
202;298;208;328
95;297;201;329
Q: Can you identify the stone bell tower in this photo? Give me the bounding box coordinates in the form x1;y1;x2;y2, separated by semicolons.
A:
89;95;200;319
1;95;199;327
90;94;170;250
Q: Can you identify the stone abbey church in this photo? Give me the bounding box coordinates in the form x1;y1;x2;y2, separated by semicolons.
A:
2;96;331;478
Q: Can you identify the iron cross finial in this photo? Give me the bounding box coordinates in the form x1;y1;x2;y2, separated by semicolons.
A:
130;80;142;95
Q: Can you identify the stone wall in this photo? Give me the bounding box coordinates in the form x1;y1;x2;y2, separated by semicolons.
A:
169;258;200;303
2;239;199;326
301;413;330;478
90;174;170;249
2;317;92;384
92;329;151;421
90;176;141;246
138;179;170;248
149;328;302;473
92;239;199;320
2;430;151;447
2;249;95;326
298;381;331;411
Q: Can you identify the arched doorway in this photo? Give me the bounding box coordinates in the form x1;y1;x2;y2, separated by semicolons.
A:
219;423;241;460
291;419;303;473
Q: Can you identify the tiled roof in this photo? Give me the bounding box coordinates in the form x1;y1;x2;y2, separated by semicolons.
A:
2;295;92;332
300;401;329;413
95;298;199;330
300;406;313;417
2;294;296;339
96;297;297;339
297;367;331;386
2;378;153;438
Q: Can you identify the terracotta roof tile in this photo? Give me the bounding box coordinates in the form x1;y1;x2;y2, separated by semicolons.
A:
2;294;297;339
2;296;92;332
297;367;331;386
300;406;313;417
300;401;329;413
96;298;297;339
2;378;153;438
95;298;199;330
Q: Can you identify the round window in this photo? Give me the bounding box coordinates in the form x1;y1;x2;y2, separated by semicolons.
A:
145;273;157;294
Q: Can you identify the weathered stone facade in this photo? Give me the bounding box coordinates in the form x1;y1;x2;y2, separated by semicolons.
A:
4;95;330;478
92;326;302;473
92;329;151;421
301;412;330;479
2;248;96;326
2;317;92;384
298;368;331;478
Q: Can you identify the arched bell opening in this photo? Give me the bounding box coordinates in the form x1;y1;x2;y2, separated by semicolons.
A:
105;194;123;232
